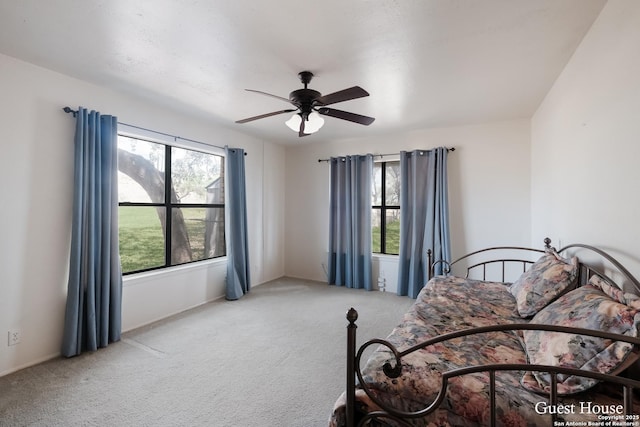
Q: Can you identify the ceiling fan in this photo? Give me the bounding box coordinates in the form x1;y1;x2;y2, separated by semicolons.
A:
235;71;375;137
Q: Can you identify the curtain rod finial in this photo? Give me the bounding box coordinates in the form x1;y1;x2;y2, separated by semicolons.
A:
63;106;78;117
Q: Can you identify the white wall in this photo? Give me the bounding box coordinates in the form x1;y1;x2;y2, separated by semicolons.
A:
0;53;286;376
8;0;638;377
531;0;640;281
284;120;532;287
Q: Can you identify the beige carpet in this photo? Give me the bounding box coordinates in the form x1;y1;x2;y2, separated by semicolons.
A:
0;277;413;427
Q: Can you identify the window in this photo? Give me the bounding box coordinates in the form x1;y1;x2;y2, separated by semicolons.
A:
117;135;225;274
372;161;400;254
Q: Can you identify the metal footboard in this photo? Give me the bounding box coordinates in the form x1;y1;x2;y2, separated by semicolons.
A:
345;316;640;427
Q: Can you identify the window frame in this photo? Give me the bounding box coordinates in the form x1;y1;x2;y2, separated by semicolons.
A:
117;130;226;275
372;160;400;255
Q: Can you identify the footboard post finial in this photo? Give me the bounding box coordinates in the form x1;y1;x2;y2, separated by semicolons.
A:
347;307;358;325
346;308;358;427
427;249;433;279
544;237;552;250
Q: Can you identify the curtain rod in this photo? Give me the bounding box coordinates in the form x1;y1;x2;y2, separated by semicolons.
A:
63;106;246;155
317;147;455;163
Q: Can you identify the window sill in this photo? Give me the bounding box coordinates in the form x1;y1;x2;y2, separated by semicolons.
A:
123;257;227;287
373;253;399;260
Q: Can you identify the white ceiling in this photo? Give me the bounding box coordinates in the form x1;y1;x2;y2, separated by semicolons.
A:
0;0;607;145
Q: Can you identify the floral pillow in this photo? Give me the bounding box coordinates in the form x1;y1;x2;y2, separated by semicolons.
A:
521;276;640;395
509;252;578;318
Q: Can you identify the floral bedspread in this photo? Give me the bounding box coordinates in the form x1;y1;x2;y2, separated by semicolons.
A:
329;276;638;426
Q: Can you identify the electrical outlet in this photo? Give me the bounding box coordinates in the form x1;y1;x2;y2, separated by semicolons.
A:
7;329;21;346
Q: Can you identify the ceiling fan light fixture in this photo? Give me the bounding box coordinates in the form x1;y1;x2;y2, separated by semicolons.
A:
304;112;325;134
285;113;302;132
285;112;325;134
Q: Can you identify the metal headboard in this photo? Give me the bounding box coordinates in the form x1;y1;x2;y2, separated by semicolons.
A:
428;238;551;282
427;238;640;295
558;243;640;295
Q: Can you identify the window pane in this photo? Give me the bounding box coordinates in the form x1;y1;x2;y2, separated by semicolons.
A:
385;208;400;255
171;147;224;204
117;133;227;274
372;208;381;253
118;136;165;203
372;163;382;205
119;206;165;273
204;207;226;258
385;161;400;205
171;207;225;265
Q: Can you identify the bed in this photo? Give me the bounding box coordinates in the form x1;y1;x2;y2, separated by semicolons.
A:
329;239;640;426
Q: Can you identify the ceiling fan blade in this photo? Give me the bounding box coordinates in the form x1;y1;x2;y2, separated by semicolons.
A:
245;89;293;104
235;109;296;124
315;86;370;106
317;107;375;125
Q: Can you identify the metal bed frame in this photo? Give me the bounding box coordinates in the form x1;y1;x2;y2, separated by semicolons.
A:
343;239;640;427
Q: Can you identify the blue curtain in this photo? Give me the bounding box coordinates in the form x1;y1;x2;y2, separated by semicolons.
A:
328;155;373;290
397;148;451;298
62;107;122;357
225;147;251;300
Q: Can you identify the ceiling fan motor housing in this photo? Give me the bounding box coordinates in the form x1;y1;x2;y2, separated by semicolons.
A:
289;88;321;115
